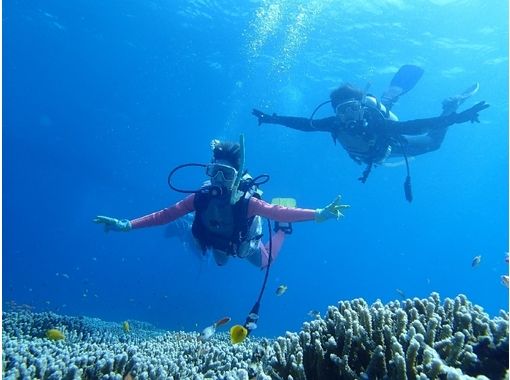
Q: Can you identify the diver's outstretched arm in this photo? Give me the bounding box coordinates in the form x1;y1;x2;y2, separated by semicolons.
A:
385;101;490;136
252;109;335;132
385;116;453;135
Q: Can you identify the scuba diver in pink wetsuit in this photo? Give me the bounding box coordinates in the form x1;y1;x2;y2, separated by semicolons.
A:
94;137;350;269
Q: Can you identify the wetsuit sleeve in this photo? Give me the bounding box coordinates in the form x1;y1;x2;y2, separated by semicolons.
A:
384;114;456;135
247;198;315;222
130;194;195;229
263;115;336;132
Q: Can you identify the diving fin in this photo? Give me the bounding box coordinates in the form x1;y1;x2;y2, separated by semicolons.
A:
441;82;480;116
460;82;480;98
381;64;424;110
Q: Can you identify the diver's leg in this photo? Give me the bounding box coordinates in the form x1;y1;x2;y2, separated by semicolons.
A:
187;237;208;260
441;83;479;116
391;84;479;159
245;231;286;269
260;230;286;269
165;214;193;238
246;248;262;267
408;83;479;154
165;214;207;259
424;127;448;151
395;131;447;157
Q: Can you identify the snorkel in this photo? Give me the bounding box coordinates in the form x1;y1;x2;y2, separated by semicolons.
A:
229;134;245;205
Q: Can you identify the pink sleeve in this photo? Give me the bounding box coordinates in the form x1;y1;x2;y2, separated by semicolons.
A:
130;194;195;229
247;197;316;222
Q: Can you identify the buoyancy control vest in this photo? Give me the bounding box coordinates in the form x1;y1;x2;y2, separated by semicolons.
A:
191;175;262;257
334;95;398;165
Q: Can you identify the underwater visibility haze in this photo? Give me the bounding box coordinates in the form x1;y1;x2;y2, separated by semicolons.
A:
4;0;509;343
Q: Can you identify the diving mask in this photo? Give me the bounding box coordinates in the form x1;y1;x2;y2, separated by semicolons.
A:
335;100;366;128
206;163;238;186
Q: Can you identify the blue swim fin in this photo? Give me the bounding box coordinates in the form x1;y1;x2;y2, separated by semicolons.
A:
381;64;424;110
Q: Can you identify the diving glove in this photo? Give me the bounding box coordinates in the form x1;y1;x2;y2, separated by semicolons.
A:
93;216;132;232
453;101;490;124
252;109;277;126
315;195;350;223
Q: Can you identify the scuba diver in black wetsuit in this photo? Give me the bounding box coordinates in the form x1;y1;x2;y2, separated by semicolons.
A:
252;65;489;202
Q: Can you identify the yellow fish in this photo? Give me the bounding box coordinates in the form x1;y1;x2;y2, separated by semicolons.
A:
122;321;130;333
230;325;248;344
276;285;288;296
46;329;65;341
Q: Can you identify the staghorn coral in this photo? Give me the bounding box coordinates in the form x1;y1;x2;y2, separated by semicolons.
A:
266;293;508;380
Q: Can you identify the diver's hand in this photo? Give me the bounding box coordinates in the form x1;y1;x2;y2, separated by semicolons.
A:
93;216;132;232
315;195;350;223
454;101;490;124
252;109;276;126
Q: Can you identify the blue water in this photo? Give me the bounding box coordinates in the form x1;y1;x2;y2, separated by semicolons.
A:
4;0;508;338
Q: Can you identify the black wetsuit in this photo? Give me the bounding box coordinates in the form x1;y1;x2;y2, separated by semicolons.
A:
262;111;455;165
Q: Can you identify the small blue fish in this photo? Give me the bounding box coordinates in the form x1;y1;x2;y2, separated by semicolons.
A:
245;322;257;331
396;289;406;299
307;310;320;318
471;255;482;267
276;285;288;296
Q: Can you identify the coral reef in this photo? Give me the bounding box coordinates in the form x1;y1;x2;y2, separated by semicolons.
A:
2;293;508;379
265;293;508;380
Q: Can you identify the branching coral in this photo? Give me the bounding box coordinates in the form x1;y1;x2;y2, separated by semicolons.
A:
265;293;508;380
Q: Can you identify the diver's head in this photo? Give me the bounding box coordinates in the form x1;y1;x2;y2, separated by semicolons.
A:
330;84;365;126
330;84;363;111
210;139;241;170
207;140;241;190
